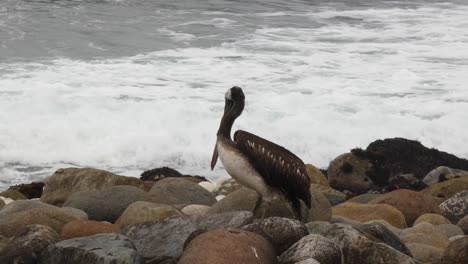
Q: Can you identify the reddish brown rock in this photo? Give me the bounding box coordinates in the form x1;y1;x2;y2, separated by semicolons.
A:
61;220;119;240
400;223;449;249
421;177;468;199
178;229;278;264
332;202;407;228
369;189;440;225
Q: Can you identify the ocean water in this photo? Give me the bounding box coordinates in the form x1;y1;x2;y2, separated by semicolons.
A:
1;0;468;190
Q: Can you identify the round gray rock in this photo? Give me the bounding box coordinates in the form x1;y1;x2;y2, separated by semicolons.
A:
279;234;342;264
63;185;147;222
147;178;216;206
440;190;468;223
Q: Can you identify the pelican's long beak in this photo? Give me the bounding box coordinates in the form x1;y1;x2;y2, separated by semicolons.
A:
211;144;218;170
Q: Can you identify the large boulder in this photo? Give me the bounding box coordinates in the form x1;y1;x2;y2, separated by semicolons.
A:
414;213;451;226
439;190;468;223
63;185;147;222
322;224;418;264
121;211;253;261
0;224;59;264
440;235;467;264
40;168;152;206
61;220;119;240
400;222;449;249
327;153;374;193
421;177;468;199
116;201;182;229
279;234;342;264
147;178;217;206
0;207;79;237
0;190;27;200
241;217;309;254
7;182;45;199
423;166;468;186
306;164;329;187
332;202;407;228
368;189;440;225
41;233;142;264
178;229;278;264
406;243;443;264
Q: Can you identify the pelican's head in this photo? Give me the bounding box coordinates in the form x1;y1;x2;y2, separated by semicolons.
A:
224;86;245;114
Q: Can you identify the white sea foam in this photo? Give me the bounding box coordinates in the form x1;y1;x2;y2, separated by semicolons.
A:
0;2;468;189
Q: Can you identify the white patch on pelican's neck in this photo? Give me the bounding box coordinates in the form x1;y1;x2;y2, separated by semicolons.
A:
225;89;232;100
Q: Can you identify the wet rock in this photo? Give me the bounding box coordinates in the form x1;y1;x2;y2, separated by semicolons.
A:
61;220;119;240
63;185;146;222
213;178;242;196
116;201;182;229
400;222;449;249
456;215;468;234
369;189;440;225
7;182;45;199
279;234;342;264
242;217;308;254
181;204;210;215
439;190;468;223
41;233;142;264
41;168;152;206
121;211;253;260
423;166;468;186
0;190;27;200
305;221;333;236
332;202;407;228
436;224;464;238
406;243;443;264
0;207;78;237
421;177;468;199
327;153;374;194
354;222;411;256
147;178;216;206
440;235;467;264
414;213;451;226
306;164;329;187
0;224;59;264
179;229;277;264
347;193;382;204
323;224;418;264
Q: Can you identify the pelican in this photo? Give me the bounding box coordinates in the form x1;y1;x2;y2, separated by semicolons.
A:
211;86;311;220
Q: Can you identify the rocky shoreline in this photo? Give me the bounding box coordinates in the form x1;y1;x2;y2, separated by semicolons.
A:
0;138;467;264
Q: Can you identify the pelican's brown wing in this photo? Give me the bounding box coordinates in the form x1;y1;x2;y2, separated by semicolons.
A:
234;130;311;219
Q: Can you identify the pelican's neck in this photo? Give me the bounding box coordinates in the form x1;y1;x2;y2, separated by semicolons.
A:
217;101;244;140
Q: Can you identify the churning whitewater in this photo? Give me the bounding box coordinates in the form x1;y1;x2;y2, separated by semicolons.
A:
1;0;468;189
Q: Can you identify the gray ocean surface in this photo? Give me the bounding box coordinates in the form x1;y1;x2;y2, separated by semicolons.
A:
1;0;468;190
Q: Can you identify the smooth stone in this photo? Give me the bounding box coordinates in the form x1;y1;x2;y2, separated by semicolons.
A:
362;219;403;236
311;184;346;206
0;224;59;264
147;177;217;206
181;204;211;215
440;235;468;264
327;153;374;194
0;200;88;220
456;215;468;234
294;259;321;264
332;202;407;228
423;166;468;186
369;189;440;225
436;224;464;238
306;164;330;187
0;199;5;209
178;229;278;264
41;233;142;264
421;177;468;199
7;182;45;199
354;221;411;256
279;234;342;264
40;167;152;206
323;224;418;264
305;221;333;236
347;193;382;204
307;189;332;222
406;243;443;264
63;185;147;222
439;190;468;223
414;213;451;226
241;217;308;254
0;207;78;237
213;178;242;196
0;190;27;200
61;220;119;240
198;181;216;192
331;215;360;225
400;222;449;249
116;201;182;229
121;211;253;260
